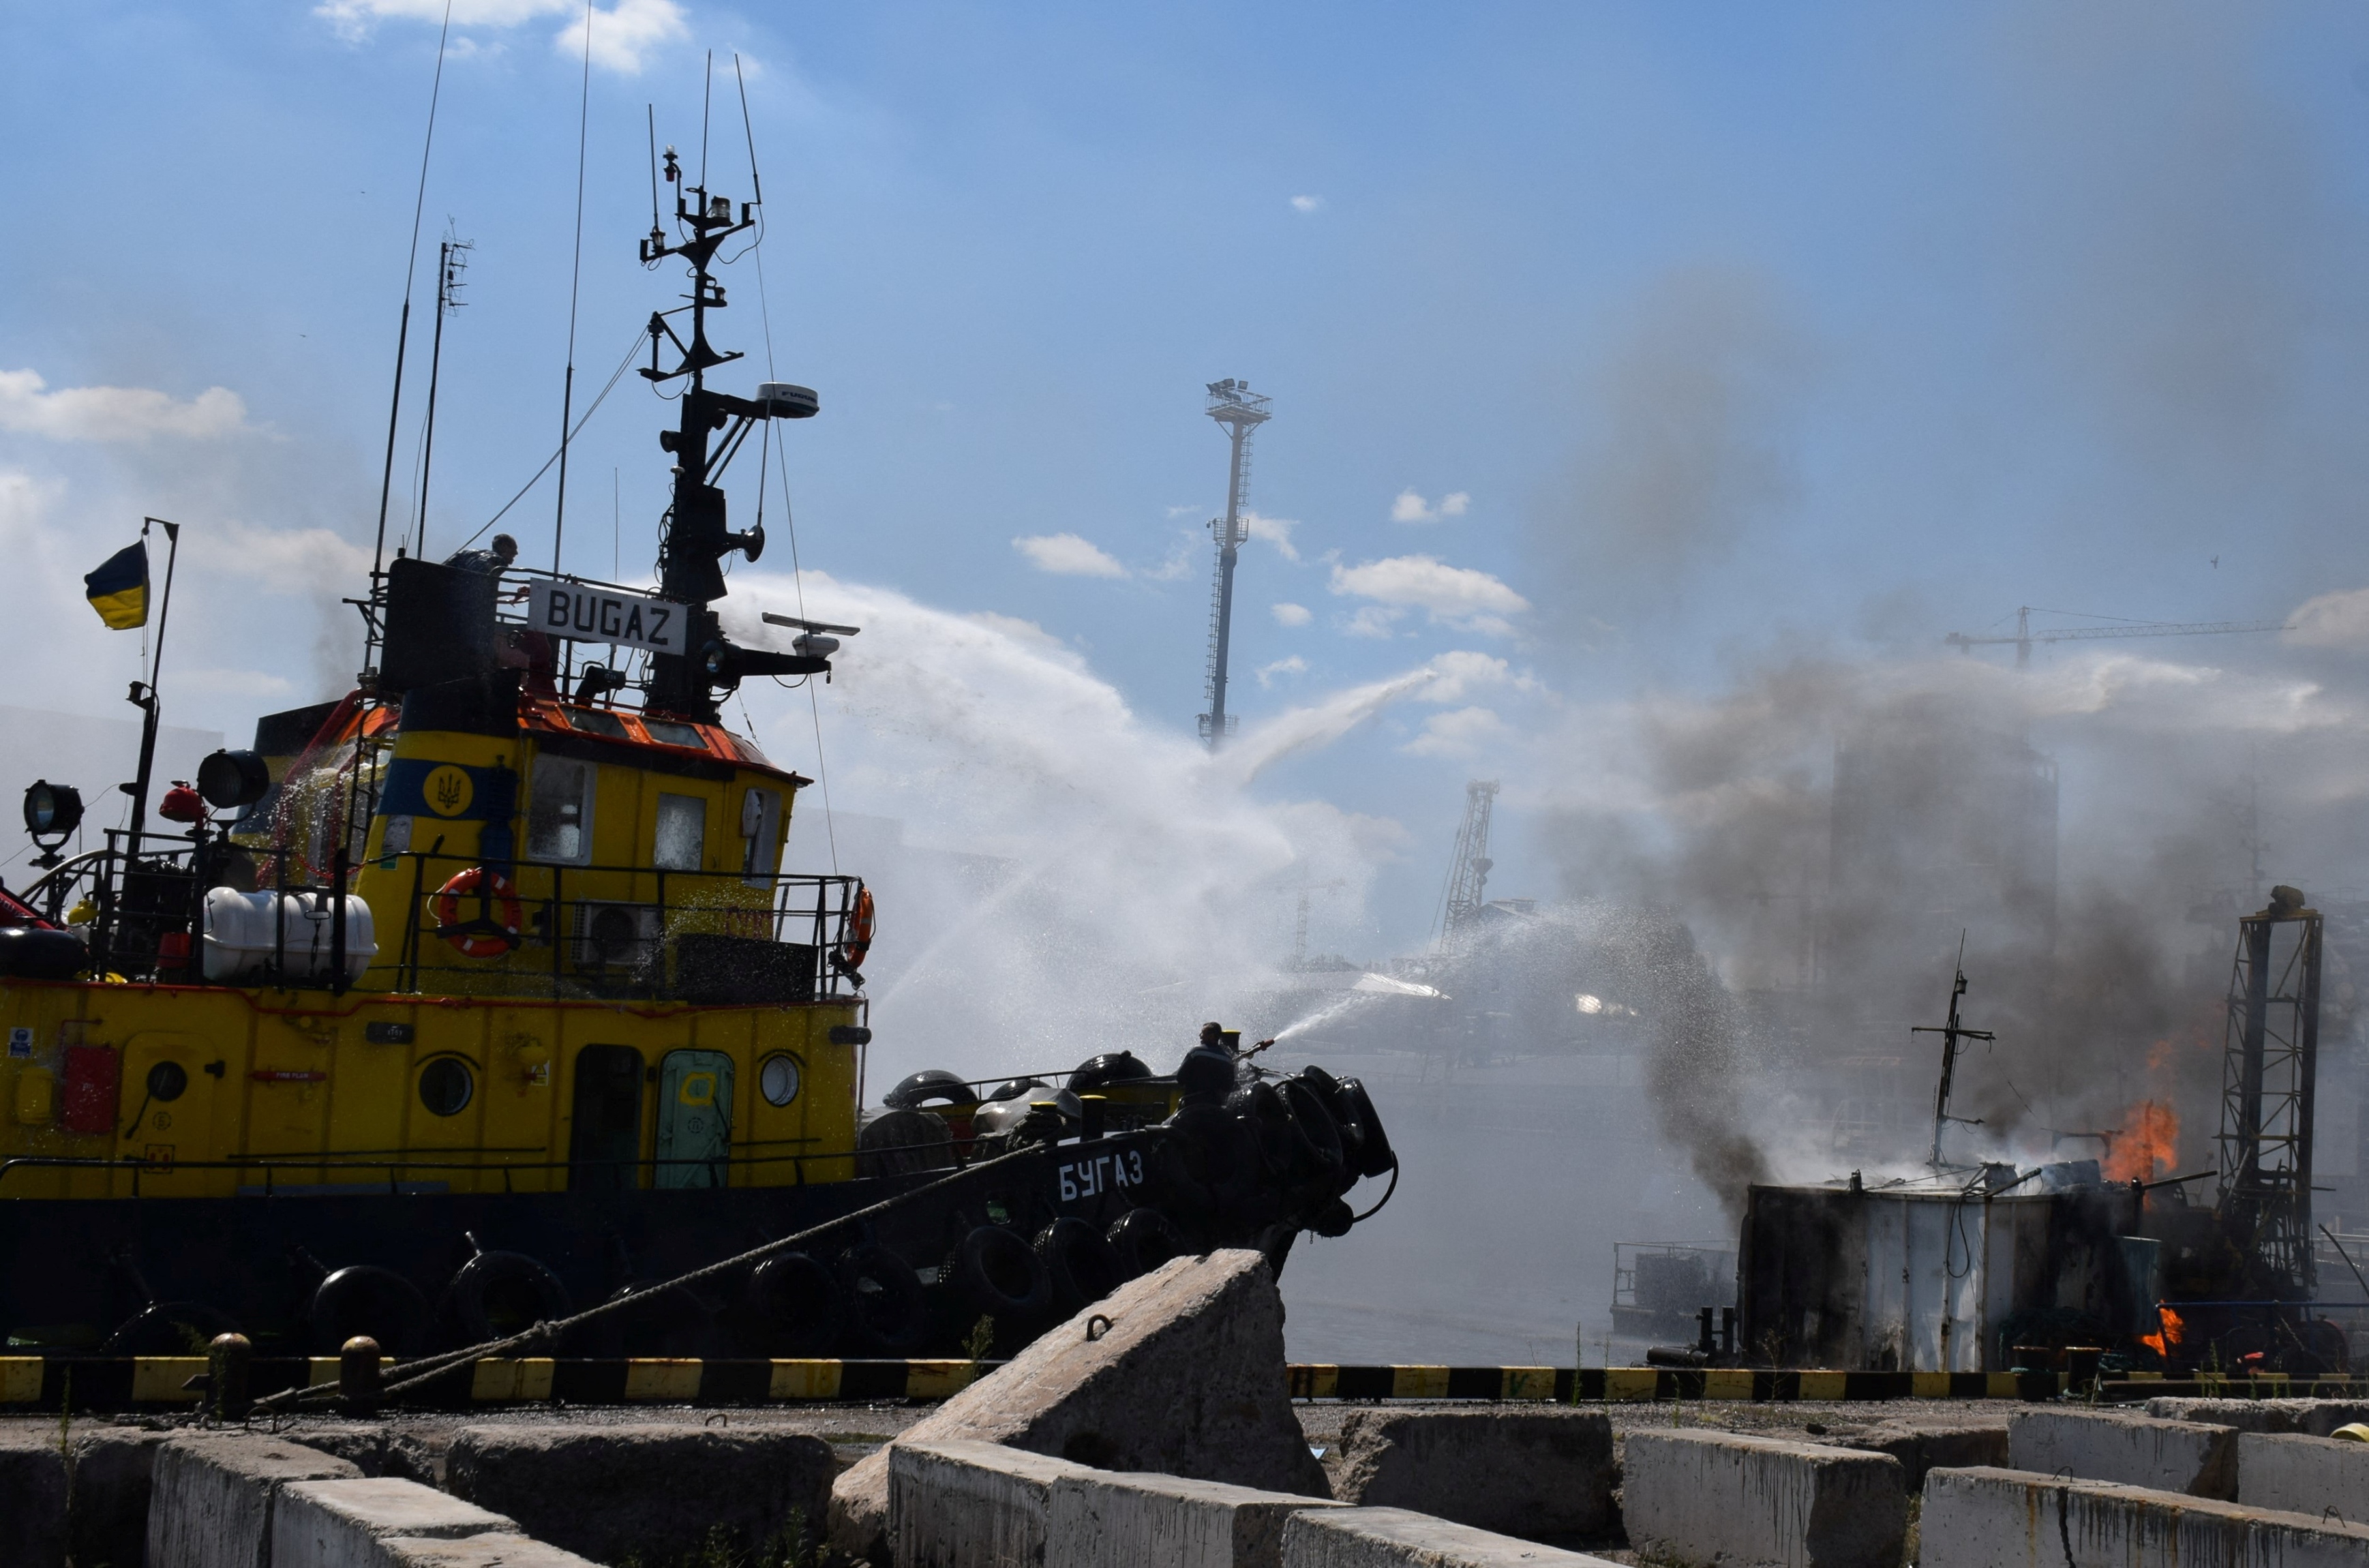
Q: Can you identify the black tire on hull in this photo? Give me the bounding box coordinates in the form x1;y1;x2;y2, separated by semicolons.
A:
308;1265;429;1356
1036;1218;1126;1316
838;1244;930;1356
435;1251;571;1350
102;1299;239;1355
1338;1079;1394;1179
1276;1079;1345;1182
590;1281;716;1359
735;1252;845;1358
951;1225;1053;1323
1106;1207;1186;1279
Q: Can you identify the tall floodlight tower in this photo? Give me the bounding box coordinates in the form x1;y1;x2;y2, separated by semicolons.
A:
1199;378;1272;749
1441;780;1501;939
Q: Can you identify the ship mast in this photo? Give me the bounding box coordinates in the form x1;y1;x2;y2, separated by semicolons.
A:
635;144;821;720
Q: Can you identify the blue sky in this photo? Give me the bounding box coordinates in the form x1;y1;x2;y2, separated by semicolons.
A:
10;2;2369;962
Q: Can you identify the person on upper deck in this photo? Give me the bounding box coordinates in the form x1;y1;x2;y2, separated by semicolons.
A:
445;532;517;578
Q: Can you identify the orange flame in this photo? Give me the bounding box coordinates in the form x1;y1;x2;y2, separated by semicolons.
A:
2140;1305;2186;1359
2104;1100;2179;1183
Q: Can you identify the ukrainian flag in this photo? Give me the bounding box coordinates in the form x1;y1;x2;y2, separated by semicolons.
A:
84;541;149;630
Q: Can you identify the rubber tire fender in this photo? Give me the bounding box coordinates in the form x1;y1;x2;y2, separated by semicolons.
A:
951;1224;1053;1322
738;1252;845;1359
1106;1207;1187;1279
307;1265;429;1356
435;1250;571;1349
837;1244;931;1356
1035;1217;1127;1314
1230;1083;1297;1181
1338;1078;1395;1179
1276;1077;1346;1181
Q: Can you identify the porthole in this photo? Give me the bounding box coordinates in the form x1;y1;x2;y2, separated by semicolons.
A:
419;1057;474;1117
759;1053;802;1108
147;1061;188;1102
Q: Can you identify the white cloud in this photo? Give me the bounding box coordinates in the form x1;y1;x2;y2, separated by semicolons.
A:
1271;602;1312;628
0;369;252;442
1402;706;1512;758
1242;510;1299;561
1012;532;1127;579
1291;195;1325;213
2286;588;2367;648
1257;656;1308;689
555;0;685;74
1329;554;1528;633
206;521;375;597
1342;605;1406;639
1417;650;1533;705
316;0;683;73
1390;488;1470;524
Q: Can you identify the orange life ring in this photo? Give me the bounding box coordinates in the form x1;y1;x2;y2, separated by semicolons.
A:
433;867;522;959
839;886;875;971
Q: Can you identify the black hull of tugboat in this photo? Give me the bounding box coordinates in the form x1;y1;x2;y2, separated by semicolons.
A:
2;1130;1193;1360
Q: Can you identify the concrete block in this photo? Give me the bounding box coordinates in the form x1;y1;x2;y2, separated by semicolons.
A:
1047;1464;1348;1568
2008;1408;2238;1499
2143;1396;2369;1438
1279;1508;1622;1567
1920;1465;2369;1568
282;1424;440;1485
372;1535;602;1567
1333;1409;1612;1541
149;1432;363;1568
0;1428;67;1568
1622;1428;1907;1568
2238;1430;2369;1518
274;1477;517;1568
832;1249;1331;1563
0;1424;168;1568
444;1421;835;1565
890;1438;1096;1568
1841;1421;2008;1490
2144;1396;2303;1433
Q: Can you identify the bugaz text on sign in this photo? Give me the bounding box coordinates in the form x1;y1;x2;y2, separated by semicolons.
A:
526;582;688;656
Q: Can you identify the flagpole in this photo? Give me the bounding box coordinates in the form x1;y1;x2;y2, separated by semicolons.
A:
123;517;180;866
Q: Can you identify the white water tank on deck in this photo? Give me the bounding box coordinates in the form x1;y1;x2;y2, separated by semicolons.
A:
202;888;376;984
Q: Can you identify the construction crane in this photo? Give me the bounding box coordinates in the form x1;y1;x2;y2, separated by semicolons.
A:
1439;781;1500;941
1944;606;2289;669
1198;379;1271;751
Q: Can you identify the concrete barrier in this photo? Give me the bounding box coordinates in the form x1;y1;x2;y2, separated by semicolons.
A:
1622;1428;1907;1568
1332;1409;1612;1540
0;1424;169;1568
891;1438;1095;1567
280;1423;439;1485
1841;1420;2008;1489
2237;1430;2369;1518
1046;1461;1348;1568
444;1422;836;1565
1920;1465;2369;1567
834;1249;1331;1563
273;1477;521;1568
1279;1508;1622;1567
2007;1409;2238;1498
2145;1396;2369;1436
149;1433;364;1568
892;1436;1347;1568
363;1535;603;1567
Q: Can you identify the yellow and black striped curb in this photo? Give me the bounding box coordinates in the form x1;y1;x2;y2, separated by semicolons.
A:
7;1357;2361;1411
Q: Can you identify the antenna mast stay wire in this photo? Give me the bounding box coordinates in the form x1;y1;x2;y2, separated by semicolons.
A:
738;52;839;873
552;0;594;577
369;0;455;584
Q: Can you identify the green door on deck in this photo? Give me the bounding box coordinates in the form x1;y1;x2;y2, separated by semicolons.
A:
654;1049;734;1189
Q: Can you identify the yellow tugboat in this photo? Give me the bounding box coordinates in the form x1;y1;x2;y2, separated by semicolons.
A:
0;145;1392;1363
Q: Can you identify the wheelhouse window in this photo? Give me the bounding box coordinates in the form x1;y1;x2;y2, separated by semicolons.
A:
643;719;706;750
527;757;595;864
654;793;707;871
740;786;781;886
567;708;629;739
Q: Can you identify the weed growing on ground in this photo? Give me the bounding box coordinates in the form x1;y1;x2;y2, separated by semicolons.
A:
616;1513;822;1568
